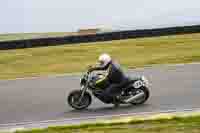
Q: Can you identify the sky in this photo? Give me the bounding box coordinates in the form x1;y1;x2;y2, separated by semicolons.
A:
0;0;200;33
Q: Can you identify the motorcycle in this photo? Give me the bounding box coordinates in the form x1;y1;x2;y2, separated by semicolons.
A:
67;71;150;110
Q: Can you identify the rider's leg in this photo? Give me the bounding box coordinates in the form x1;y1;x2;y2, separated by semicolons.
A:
101;84;121;103
103;78;129;103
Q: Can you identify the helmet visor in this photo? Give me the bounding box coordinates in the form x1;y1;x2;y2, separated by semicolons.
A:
98;60;104;66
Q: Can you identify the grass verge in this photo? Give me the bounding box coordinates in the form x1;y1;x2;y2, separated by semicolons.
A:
12;112;200;133
0;33;200;79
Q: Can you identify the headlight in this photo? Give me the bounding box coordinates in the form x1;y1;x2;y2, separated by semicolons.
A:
80;78;86;85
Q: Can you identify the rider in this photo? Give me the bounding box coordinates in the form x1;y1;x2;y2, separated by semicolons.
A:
88;53;128;104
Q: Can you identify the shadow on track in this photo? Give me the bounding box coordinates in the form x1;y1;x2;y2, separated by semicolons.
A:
63;103;151;118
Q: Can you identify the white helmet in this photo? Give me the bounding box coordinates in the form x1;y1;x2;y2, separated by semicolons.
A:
98;53;112;66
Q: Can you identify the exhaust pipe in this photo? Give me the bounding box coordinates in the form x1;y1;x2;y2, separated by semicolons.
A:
125;92;145;103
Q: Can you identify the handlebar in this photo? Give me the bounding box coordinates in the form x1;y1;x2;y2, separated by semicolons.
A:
86;70;90;75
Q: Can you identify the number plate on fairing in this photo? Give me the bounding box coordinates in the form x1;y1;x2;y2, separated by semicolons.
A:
133;80;144;88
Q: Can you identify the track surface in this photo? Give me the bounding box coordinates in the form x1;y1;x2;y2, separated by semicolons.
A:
0;63;200;127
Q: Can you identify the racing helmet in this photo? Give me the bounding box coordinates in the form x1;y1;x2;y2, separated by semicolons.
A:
98;53;112;66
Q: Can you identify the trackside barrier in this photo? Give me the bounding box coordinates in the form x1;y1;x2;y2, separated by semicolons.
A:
0;25;200;50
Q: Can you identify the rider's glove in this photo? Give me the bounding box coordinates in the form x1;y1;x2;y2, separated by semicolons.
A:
87;65;93;72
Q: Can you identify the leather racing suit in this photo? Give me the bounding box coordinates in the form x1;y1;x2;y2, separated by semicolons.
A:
89;60;128;103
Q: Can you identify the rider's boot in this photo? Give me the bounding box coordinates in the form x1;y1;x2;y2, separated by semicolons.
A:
113;96;120;108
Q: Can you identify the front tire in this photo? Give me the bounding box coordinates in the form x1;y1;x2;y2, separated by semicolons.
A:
67;90;92;110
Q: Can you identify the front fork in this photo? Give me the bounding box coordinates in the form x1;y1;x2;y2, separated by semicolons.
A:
77;85;87;104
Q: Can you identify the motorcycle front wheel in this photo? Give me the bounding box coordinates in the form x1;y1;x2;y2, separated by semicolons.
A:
67;90;92;110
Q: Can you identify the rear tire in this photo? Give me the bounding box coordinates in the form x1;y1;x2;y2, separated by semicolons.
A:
130;86;150;105
67;90;92;110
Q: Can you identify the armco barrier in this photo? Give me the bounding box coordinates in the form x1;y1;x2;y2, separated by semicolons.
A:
0;25;200;50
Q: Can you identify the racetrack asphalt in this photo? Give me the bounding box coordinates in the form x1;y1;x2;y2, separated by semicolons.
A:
0;63;200;129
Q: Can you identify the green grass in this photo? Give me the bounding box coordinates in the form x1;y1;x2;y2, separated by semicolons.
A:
0;33;200;79
0;32;77;42
14;115;200;133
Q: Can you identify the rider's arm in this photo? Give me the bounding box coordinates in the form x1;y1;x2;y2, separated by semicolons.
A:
88;63;110;72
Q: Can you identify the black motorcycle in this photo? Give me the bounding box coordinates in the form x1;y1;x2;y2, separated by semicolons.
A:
67;71;150;110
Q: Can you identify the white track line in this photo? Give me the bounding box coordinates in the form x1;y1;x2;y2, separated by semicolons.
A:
0;107;200;128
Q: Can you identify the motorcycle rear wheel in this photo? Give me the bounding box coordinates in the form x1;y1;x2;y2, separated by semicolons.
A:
130;86;150;105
